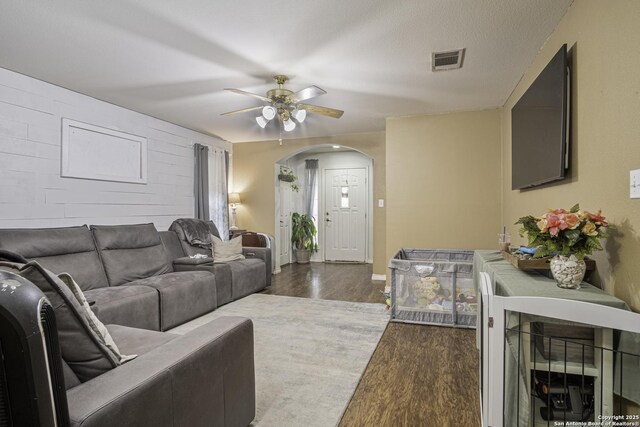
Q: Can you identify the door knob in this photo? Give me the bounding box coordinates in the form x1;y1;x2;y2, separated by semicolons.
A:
325;218;332;222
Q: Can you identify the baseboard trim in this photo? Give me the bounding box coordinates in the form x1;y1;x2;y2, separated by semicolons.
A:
371;274;386;281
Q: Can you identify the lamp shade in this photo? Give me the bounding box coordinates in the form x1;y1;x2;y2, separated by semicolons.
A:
229;192;241;205
262;106;276;120
256;116;268;128
283;118;296;132
293;108;306;123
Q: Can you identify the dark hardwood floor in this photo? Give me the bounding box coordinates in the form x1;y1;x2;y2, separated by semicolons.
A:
340;323;480;427
262;262;481;427
262;262;385;303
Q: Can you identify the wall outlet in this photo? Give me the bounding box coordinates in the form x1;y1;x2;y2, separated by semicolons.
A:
378;199;384;207
631;169;640;199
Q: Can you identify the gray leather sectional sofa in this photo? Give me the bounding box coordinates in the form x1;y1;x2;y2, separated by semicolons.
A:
0;220;271;426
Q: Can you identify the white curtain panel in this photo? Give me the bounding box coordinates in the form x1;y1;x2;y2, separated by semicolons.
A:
208;149;229;240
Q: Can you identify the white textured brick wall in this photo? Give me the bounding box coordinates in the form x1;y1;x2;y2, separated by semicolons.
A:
0;67;230;230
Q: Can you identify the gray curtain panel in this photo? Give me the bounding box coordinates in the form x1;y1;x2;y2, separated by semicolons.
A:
304;159;319;218
194;143;209;221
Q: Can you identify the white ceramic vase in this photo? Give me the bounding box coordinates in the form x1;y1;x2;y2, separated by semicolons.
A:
549;254;586;289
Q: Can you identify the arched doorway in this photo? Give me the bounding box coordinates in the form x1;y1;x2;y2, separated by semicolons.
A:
274;145;374;271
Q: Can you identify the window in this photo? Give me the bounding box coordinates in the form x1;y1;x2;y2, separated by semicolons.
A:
208;149;229;239
341;186;349;208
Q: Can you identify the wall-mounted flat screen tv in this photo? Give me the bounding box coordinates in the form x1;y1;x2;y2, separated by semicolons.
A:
511;44;569;190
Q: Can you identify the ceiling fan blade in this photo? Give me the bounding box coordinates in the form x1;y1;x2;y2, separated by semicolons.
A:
220;106;264;116
288;86;326;103
298;103;344;119
224;88;272;103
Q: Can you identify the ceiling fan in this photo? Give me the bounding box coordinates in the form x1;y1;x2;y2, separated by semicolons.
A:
221;75;344;133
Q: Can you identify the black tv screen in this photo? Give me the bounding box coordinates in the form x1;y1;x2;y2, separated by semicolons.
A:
511;44;569;190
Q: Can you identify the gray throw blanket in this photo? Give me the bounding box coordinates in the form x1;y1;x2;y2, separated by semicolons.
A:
170;218;217;249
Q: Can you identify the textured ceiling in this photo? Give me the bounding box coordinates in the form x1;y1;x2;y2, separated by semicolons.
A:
0;0;572;142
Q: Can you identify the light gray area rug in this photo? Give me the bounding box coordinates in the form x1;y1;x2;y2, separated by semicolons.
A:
170;294;389;427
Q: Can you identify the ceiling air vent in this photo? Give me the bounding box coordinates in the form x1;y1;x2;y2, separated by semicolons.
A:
431;48;465;71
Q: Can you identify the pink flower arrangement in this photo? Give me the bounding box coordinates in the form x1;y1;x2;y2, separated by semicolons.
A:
516;204;609;259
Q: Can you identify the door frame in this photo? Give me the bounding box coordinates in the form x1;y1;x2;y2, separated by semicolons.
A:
319;166;371;263
274;163;291;272
273;145;375;268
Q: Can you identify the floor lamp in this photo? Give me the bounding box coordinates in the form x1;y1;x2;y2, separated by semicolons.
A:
229;192;241;230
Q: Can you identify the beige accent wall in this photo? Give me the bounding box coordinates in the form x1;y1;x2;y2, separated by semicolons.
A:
232;132;387;275
502;0;640;313
386;109;502;265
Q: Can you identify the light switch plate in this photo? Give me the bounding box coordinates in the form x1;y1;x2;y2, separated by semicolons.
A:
378;199;384;207
631;169;640;199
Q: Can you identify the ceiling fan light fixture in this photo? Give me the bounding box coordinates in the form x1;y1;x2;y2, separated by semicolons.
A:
262;105;276;120
256;115;268;128
223;75;344;139
293;108;307;123
283;118;296;132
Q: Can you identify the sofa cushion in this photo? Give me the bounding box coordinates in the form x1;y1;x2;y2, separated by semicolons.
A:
84;285;160;331
172;262;233;307
59;273;136;363
159;230;185;261
106;324;178;356
125;271;217;330
91;223;173;286
62;359;81;390
228;258;267;300
0;260;120;382
0;226;109;290
212;234;245;262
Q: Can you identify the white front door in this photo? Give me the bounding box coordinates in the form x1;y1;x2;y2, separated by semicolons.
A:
324;168;367;262
279;182;292;266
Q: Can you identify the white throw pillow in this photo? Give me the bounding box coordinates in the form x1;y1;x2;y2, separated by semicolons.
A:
211;234;245;262
58;273;137;363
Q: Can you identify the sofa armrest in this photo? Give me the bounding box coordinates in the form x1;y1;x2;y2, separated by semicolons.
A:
67;317;255;427
172;256;214;266
242;246;272;286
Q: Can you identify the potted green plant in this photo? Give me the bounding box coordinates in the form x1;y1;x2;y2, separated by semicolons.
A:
291;212;318;264
278;166;299;192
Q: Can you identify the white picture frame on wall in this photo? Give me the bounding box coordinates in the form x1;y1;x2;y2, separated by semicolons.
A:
61;118;148;184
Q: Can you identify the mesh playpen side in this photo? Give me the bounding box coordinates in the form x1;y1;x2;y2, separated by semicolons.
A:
389;248;476;328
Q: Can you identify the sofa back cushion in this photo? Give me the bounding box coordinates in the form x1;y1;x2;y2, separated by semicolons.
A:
169;219;221;257
159;231;185;261
0;226;109;291
91;224;172;286
0;260;121;382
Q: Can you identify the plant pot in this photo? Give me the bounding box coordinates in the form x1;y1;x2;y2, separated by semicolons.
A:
549;254;586;289
278;174;295;182
294;248;311;264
